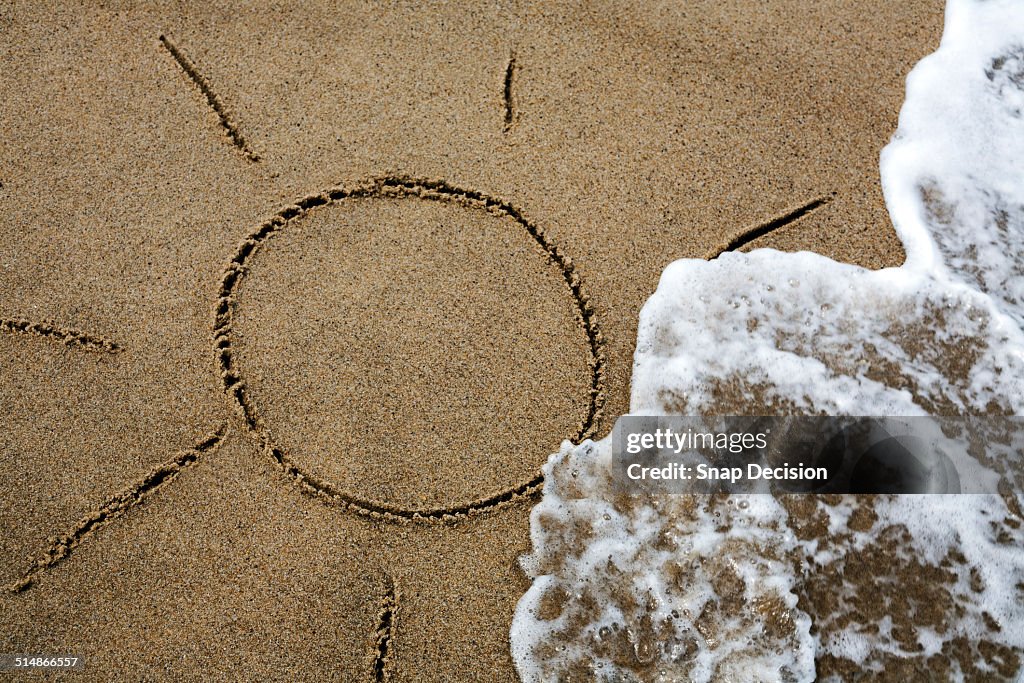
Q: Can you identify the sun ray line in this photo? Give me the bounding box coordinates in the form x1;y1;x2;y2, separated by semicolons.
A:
0;317;121;354
706;192;836;259
8;424;228;593
159;34;261;162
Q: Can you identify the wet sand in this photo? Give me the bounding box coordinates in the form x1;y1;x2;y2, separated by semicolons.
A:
0;1;946;680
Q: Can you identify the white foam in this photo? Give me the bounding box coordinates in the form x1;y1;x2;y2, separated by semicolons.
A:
512;0;1024;680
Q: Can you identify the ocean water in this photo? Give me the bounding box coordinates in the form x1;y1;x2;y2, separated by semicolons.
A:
511;1;1024;680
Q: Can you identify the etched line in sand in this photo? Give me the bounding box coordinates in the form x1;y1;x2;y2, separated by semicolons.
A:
214;175;606;523
369;576;398;682
0;317;121;354
159;34;261;163
503;50;518;133
706;192;836;259
9;424;228;593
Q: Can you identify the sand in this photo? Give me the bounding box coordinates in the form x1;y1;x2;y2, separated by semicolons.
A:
0;1;946;680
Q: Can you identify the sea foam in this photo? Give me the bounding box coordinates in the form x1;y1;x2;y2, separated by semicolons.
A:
511;1;1024;680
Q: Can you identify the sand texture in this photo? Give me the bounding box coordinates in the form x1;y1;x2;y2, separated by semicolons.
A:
0;1;946;680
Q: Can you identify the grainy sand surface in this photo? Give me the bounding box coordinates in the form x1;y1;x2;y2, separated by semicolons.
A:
0;1;945;680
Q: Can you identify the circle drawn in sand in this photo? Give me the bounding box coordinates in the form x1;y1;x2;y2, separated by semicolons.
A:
214;176;605;521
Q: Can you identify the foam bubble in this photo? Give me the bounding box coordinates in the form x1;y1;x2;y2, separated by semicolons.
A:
512;1;1024;679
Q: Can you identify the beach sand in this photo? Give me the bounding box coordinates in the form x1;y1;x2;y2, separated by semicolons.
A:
0;1;947;680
